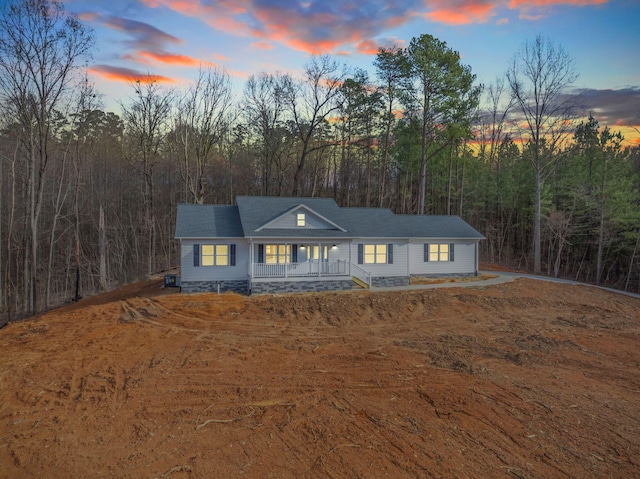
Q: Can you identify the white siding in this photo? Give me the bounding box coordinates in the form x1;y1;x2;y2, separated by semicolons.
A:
180;238;250;282
408;240;478;275
350;241;410;277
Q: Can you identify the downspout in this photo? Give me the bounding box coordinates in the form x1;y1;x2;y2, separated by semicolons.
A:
249;238;253;292
406;239;412;279
475;241;478;276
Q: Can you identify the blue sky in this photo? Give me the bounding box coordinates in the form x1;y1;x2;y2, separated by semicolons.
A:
61;0;640;145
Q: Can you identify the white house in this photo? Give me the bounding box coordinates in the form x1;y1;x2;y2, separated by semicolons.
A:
174;196;484;294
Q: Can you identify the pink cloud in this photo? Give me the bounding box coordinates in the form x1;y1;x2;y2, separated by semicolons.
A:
137;51;214;66
251;41;275;51
124;0;611;60
424;1;497;25
77;11;99;22
508;0;608;20
356;39;381;55
89;65;175;84
509;0;607;6
136;0;414;55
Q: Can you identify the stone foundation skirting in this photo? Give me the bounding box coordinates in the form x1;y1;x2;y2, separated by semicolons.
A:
410;272;476;279
181;279;249;294
251;279;353;294
371;276;410;288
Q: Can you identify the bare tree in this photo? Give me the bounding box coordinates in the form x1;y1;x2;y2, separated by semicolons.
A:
280;55;346;196
242;72;288;196
0;0;94;313
120;80;173;277
172;67;232;204
506;35;579;274
477;78;515;165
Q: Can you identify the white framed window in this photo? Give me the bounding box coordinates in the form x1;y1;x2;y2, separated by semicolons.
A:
297;213;306;227
201;244;229;266
364;244;387;264
265;244;290;264
358;243;393;265
429;243;450;262
309;245;328;261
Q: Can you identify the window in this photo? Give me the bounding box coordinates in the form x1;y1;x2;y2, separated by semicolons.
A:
196;244;233;266
427;243;452;262
297;213;306;227
364;244;387;264
265;244;290;264
309;245;328;261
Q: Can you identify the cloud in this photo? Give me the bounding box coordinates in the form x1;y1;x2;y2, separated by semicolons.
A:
251;41;275;51
89;64;175;83
136;51;211;66
135;0;610;58
85;13;218;71
141;0;421;55
574;87;640;127
355;40;380;55
508;0;608;20
424;0;498;25
509;0;607;6
101;16;183;51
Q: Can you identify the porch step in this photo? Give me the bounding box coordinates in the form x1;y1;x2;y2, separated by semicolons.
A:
352;276;369;289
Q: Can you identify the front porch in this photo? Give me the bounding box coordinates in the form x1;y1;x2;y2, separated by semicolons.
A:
252;260;349;278
248;241;372;293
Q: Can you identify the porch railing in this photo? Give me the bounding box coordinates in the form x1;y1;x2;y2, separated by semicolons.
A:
252;260;349;278
350;263;372;288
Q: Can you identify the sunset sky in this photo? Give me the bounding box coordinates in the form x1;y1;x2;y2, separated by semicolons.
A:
61;0;640;145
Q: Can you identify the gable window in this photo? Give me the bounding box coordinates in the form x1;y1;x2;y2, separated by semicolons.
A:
195;244;235;266
297;213;306;227
425;243;454;262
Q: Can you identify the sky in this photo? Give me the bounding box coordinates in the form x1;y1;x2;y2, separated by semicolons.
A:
60;0;640;146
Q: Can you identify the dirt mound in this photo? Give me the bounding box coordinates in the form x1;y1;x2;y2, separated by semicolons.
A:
1;279;639;478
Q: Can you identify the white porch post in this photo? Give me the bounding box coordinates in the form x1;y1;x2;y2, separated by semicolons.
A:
249;239;253;279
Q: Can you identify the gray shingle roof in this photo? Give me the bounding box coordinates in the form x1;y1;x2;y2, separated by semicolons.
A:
175;204;244;238
175;196;484;240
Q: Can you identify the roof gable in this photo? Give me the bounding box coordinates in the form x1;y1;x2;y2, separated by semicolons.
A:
236;196;346;236
256;204;346;232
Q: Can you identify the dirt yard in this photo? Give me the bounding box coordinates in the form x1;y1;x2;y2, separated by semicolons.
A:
1;277;639;478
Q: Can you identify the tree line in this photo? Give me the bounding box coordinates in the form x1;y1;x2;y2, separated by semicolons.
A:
1;0;638;319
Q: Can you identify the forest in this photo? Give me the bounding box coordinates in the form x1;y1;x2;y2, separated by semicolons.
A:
0;0;639;320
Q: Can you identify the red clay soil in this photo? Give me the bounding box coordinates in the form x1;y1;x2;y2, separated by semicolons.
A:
1;278;639;478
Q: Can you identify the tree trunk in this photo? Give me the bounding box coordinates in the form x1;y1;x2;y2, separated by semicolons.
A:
625;229;639;292
533;166;542;274
99;204;107;290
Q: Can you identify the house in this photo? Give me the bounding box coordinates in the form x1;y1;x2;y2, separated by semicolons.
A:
174;196;484;294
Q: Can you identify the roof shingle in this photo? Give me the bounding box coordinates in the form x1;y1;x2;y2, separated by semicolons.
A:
175;196;484;240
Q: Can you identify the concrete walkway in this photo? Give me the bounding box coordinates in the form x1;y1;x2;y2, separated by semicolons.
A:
369;271;640;300
491;271;640;299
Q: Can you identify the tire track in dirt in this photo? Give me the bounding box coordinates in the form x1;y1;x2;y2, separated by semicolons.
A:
2;278;640;478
